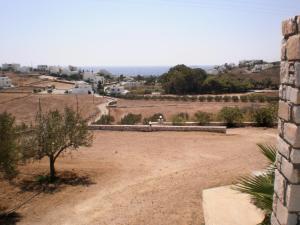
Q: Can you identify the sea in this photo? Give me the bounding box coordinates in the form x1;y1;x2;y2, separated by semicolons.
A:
80;65;214;76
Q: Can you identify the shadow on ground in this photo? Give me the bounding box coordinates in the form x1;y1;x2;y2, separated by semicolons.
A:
18;171;96;193
0;212;22;225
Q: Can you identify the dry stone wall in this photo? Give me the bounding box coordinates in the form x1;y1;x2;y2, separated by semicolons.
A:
272;15;300;225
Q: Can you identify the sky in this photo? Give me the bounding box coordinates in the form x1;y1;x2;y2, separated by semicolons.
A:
0;0;300;67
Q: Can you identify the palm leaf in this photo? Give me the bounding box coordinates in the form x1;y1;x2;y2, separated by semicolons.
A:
233;144;277;225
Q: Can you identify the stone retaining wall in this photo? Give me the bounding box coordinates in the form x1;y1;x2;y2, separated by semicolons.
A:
89;125;226;133
272;15;300;225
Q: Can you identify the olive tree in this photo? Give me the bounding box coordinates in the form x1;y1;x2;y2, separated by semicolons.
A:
0;112;20;179
32;107;93;182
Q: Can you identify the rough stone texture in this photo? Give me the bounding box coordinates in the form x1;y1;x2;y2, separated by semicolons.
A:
274;170;287;203
287;35;300;61
281;156;300;184
292;106;300;124
276;199;298;225
284;123;300;148
286;87;300;104
279;101;291;121
280;62;290;84
278;136;291;159
272;16;300;225
282;18;297;37
282;40;287;61
286;185;300;211
290;149;300;164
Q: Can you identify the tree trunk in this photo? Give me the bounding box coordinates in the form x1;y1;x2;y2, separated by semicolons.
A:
49;155;56;182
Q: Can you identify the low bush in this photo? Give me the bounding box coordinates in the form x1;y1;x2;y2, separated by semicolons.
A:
223;96;231;102
232;96;239;102
199;96;206;102
120;113;142;125
194;111;211;125
172;112;189;126
218;107;243;127
207;96;213;102
95;115;115;125
143;113;165;125
215;96;222;102
240;95;248;102
252;106;277;127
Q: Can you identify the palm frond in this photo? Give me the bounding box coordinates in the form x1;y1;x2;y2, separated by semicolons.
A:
257;144;277;164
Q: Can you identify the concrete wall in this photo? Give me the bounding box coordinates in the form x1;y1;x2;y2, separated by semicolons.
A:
89;125;226;133
272;15;300;225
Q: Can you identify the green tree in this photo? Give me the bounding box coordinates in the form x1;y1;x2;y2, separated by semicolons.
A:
194;111;211;125
120;113;142;125
97;81;104;95
95;115;115;125
0;112;20;179
218;107;243;127
30;107;93;182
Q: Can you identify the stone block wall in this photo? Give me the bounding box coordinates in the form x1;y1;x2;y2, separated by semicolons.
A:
272;15;300;225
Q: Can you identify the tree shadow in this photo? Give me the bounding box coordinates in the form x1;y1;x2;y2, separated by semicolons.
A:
0;212;22;225
18;171;96;193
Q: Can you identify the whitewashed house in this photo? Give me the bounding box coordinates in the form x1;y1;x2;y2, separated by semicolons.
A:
83;72;105;84
37;65;48;71
105;85;129;95
69;81;93;94
2;63;21;71
19;66;31;73
49;66;60;75
121;81;143;89
0;76;12;88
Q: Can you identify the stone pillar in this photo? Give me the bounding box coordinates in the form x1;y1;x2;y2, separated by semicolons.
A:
272;16;300;225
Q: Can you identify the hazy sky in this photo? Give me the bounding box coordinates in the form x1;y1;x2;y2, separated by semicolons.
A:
1;0;300;66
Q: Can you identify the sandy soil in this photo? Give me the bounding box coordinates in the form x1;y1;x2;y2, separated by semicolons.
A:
0;93;104;124
0;128;277;225
110;99;268;122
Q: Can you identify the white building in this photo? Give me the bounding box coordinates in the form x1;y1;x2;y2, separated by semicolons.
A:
121;81;143;89
19;66;31;73
2;63;21;71
69;81;93;94
49;66;60;75
68;65;78;72
105;85;129;95
0;76;12;88
83;72;105;84
37;65;48;71
251;64;274;73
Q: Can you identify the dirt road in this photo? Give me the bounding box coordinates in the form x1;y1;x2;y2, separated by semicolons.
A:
2;128;276;225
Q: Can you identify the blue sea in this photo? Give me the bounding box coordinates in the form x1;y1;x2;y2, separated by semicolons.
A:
80;65;213;76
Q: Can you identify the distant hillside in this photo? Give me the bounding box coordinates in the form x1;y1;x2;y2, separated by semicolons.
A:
227;66;280;85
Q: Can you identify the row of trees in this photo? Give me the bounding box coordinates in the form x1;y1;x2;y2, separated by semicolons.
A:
121;93;279;103
0;107;92;182
159;65;277;95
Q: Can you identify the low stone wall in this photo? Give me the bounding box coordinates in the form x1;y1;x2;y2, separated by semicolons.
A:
89;125;226;133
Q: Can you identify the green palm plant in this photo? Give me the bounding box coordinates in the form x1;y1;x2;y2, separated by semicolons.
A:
234;144;277;225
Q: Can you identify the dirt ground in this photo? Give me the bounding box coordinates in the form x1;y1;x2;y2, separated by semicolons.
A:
110;99;268;122
0;93;104;124
0;128;277;225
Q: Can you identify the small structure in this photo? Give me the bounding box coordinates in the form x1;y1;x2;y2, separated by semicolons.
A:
83;72;105;84
37;65;48;71
105;85;129;96
49;66;60;75
121;81;143;89
69;81;93;94
0;76;12;88
2;63;21;71
19;66;31;73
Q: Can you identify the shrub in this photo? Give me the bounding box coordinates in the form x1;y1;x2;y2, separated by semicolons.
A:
257;95;266;103
95;115;115;125
240;95;248;102
194;111;211;125
232;96;239;102
120;113;142;125
223;96;231;102
207;96;213;102
143;113;165;125
252;106;277;127
190;96;197;101
172;112;189;126
215;96;222;102
199;96;205;102
249;95;256;102
218;107;243;127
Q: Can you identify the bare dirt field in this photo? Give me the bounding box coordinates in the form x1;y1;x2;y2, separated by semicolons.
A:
110;99;268;122
0;93;104;124
0;128;277;225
